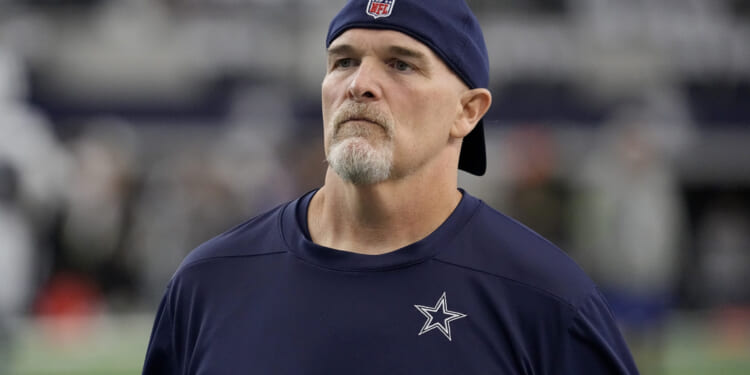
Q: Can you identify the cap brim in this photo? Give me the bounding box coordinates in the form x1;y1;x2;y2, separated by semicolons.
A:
458;119;486;176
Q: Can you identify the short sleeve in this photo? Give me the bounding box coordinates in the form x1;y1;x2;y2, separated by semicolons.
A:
557;288;640;374
142;285;178;375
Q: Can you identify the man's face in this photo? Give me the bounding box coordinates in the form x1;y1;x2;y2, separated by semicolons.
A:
321;28;468;184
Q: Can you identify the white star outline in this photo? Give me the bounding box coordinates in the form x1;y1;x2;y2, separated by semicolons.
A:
414;292;467;341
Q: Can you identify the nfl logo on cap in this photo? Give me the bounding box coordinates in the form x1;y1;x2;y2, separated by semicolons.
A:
366;0;395;19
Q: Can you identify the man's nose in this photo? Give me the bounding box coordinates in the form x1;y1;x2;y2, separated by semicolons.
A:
347;60;382;102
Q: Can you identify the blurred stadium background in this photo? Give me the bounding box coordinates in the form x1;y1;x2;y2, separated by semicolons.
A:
1;0;749;374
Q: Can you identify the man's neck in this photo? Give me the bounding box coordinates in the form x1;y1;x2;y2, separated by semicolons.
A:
307;168;462;255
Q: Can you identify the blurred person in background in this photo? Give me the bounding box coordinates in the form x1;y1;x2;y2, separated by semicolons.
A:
143;1;637;373
0;41;69;373
573;104;688;375
58;120;140;310
0;38;71;244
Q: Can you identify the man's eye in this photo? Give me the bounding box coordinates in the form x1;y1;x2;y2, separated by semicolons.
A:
391;60;413;72
334;58;354;68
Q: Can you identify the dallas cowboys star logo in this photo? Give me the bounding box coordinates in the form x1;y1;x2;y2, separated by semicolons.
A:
414;292;467;341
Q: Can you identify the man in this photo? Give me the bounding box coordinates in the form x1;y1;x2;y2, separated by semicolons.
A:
143;0;639;373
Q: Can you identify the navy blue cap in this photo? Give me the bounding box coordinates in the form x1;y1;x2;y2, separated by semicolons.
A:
326;0;490;176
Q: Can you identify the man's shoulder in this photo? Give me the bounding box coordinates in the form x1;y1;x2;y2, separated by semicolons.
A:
437;197;596;308
175;200;293;274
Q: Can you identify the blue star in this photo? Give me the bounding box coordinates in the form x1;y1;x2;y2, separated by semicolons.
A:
414;292;467;341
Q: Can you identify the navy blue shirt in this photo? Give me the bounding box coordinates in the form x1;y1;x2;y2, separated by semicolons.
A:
143;190;639;374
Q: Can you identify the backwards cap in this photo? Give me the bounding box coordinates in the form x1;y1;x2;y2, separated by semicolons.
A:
326;0;490;176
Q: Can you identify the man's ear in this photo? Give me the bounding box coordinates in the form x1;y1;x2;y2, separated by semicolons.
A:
451;88;492;139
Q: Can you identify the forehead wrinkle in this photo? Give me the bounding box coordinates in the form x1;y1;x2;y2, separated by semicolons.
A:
328;30;429;55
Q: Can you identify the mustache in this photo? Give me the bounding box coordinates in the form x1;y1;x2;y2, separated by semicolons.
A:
332;103;393;134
